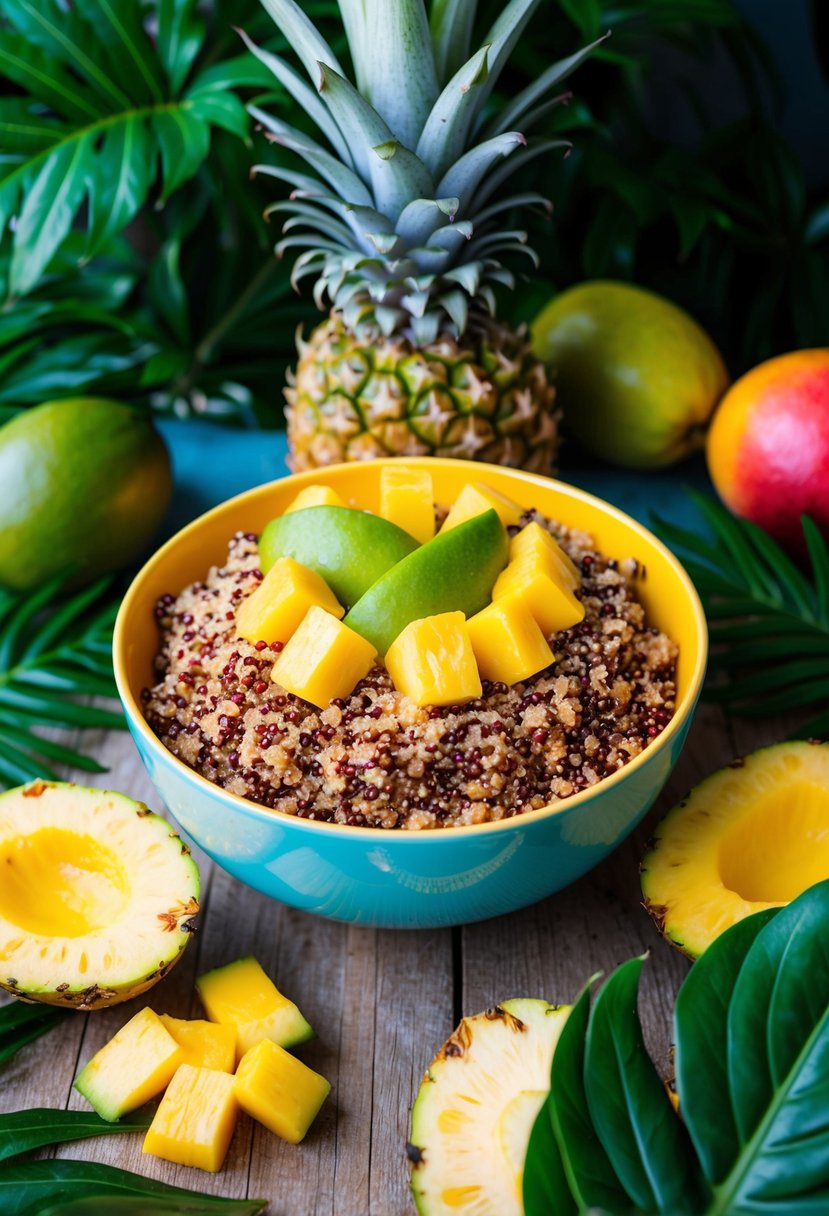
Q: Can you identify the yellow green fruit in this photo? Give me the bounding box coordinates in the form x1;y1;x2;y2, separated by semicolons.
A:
385;612;482;708
196;955;314;1061
641;741;829;959
235;1038;331;1144
235;556;344;646
493;555;584;637
0;781;199;1010
75;1007;182;1122
440;482;523;533
157;1015;236;1073
531;281;729;469
271;605;378;709
143;1062;239;1172
466;594;554;686
0;398;172;591
379;464;435;545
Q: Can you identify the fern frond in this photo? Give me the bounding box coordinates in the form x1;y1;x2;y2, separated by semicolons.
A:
655;493;829;739
0;577;125;790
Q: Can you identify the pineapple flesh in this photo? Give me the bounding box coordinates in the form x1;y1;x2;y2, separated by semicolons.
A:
246;0;601;472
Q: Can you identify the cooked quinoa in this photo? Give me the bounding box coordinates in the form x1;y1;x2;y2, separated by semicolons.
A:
144;511;677;830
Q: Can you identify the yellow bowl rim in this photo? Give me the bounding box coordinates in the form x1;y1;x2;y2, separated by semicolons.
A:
113;458;708;843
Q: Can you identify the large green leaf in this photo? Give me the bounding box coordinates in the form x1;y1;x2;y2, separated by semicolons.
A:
0;0;251;297
584;959;707;1214
0;1109;150;1163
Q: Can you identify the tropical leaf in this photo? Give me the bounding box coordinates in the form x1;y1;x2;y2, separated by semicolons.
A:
654;493;829;737
0;577;125;790
0;1109;150;1163
0;1000;68;1066
0;0;267;298
523;882;829;1214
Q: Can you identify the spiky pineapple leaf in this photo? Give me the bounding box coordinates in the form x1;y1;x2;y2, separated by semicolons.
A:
654;493;829;737
0;577;125;790
0;0;270;298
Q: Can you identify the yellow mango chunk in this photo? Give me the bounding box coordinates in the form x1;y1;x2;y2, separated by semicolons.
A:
441;482;523;533
379;464;435;544
235;556;343;646
510;522;581;591
197;955;314;1062
74;1007;182;1122
494;558;585;636
283;484;344;513
272;605;377;709
467;593;554;686
235;1038;330;1145
158;1015;236;1074
385;611;482;708
143;1063;238;1172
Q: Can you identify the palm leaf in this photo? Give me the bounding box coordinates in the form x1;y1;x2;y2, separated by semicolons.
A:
0;577;125;790
0;0;263;298
654;493;829;737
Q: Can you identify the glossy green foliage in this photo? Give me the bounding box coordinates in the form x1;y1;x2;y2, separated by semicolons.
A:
0;1001;67;1066
524;882;829;1214
656;494;829;738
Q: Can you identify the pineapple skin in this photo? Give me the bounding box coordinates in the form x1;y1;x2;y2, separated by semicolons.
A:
285;314;559;473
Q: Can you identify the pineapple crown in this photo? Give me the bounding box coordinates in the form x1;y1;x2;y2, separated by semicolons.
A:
245;1;603;344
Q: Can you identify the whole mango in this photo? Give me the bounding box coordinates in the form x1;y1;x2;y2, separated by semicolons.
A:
0;398;172;592
531;281;729;469
707;349;829;552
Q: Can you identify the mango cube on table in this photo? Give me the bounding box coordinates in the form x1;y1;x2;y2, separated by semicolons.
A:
494;555;585;637
379;464;435;544
158;1014;236;1073
385;611;482;708
236;556;343;646
143;1063;238;1172
467;593;554;686
510;521;581;591
440;482;523;533
283;484;345;513
235;1038;330;1144
197;955;314;1062
271;605;377;708
74;1007;182;1122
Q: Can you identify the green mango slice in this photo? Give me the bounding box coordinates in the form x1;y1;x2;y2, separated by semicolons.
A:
344;509;508;655
259;506;419;608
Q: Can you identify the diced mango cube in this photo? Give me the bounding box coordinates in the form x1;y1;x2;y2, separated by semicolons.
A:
284;484;345;513
379;465;435;544
441;482;524;533
143;1063;238;1172
235;1039;330;1145
197;956;314;1062
467;593;554;686
385;611;482;708
158;1015;236;1074
74;1007;182;1122
271;605;377;708
236;556;343;646
510;522;580;591
494;558;585;636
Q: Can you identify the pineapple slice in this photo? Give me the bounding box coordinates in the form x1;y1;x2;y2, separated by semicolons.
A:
271;605;377;708
385;612;482;708
197;956;314;1062
379;464;435;544
235;1038;330;1145
158;1015;236;1073
74;1007;182;1122
494;555;585;637
467;594;554;686
283;484;345;513
440;483;523;533
510;522;580;591
143;1063;238;1172
235;556;343;646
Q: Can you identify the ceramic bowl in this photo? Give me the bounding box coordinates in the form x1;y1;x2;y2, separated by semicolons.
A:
113;459;707;929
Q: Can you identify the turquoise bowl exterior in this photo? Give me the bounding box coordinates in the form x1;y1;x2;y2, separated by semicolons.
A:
114;459;707;929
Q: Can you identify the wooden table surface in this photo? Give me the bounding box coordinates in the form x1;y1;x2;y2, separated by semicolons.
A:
1;703;784;1215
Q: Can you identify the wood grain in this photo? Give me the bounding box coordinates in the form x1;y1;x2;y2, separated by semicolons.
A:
0;700;786;1213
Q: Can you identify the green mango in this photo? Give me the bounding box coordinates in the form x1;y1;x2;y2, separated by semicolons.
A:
344;509;508;655
259;506;419;608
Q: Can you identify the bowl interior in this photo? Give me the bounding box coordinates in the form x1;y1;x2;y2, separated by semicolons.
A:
115;459;707;823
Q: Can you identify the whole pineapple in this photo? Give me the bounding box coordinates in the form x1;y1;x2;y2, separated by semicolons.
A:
246;0;600;472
